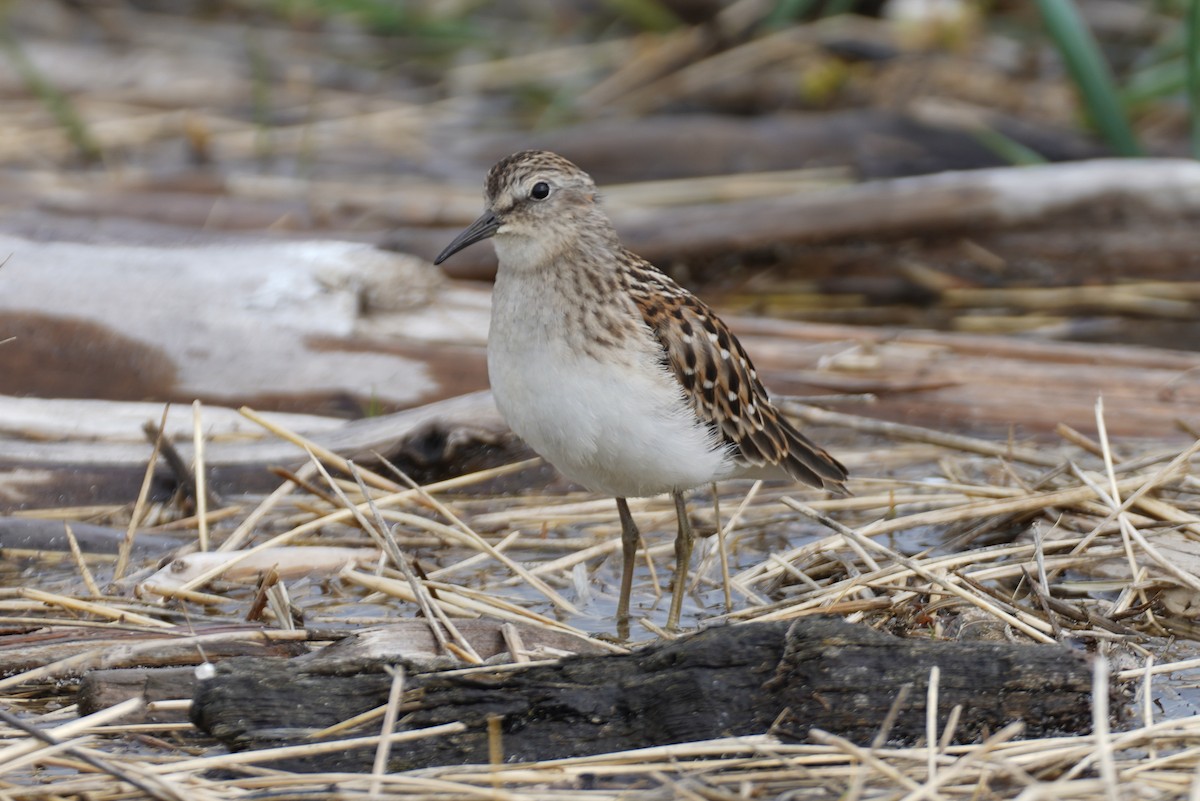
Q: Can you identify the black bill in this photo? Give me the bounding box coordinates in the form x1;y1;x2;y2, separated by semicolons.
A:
433;209;501;264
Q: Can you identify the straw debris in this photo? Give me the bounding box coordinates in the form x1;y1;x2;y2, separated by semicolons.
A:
1;396;1198;798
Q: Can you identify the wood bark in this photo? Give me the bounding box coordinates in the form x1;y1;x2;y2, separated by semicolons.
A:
191;617;1106;773
77;620;609;723
77;666;198;724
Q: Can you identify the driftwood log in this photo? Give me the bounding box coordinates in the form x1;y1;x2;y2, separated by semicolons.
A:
403;158;1200;278
0;516;180;557
5;160;1200;427
191;617;1105;773
77;620;610;724
4;325;1200;508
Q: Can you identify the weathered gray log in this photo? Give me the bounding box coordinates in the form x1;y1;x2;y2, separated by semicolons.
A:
78;620;611;723
191;617;1107;773
0;517;180;556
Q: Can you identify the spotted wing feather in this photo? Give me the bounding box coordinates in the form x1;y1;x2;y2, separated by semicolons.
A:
623;255;847;491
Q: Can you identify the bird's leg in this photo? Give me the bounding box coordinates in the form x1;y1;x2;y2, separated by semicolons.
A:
666;489;694;631
615;497;640;639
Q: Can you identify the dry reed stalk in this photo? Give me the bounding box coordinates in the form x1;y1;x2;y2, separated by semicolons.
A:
740;536;1083;596
468;495;671;529
944;282;1200;317
377;510;580;614
149;722;467;775
0;698;142;774
604;167;851;207
576;0;778;113
0;615;175;631
369;665;405;797
360;466;483;663
419;580;592;640
782;403;1061;467
192;400;209;553
173;458;541;594
576;26;710;110
214;463;315;555
116;711;1200;801
368;453;543;648
141;505;243;533
239;407;403;493
115;404;169;582
10;504;127;521
9;373;1200;797
16;588;170;629
610;26;818;114
739;532;1080;633
426;530;520;580
61;523;101;598
853;475;1150;538
0;629;308;692
315;455;478;661
138;584;232;606
339;569;478;619
526;536;674;578
772;503;1056;641
310;705;387;740
447;38;633;92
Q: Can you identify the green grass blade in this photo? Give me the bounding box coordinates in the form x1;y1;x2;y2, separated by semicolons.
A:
603;0;680;32
765;0;822;28
1122;58;1186;108
1188;0;1200;158
0;24;101;163
1036;0;1142;156
970;127;1049;166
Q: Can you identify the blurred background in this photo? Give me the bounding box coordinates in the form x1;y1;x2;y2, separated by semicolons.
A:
2;0;1199;416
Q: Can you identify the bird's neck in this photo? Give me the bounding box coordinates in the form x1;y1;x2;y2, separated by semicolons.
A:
490;236;639;360
494;233;624;299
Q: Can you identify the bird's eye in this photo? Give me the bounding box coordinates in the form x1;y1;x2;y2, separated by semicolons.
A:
529;181;551;200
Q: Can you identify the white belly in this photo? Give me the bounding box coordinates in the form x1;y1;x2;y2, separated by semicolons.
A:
488;278;733;499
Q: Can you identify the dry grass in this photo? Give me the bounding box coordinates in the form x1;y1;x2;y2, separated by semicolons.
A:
1;395;1199;799
2;3;1199;796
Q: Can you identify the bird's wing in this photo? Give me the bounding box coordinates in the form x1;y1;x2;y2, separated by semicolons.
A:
622;254;847;491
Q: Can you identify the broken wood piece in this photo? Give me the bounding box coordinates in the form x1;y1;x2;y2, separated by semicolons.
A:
190;617;1105;773
77;666;197;724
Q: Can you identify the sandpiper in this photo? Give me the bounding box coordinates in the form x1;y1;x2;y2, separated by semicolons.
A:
435;150;847;634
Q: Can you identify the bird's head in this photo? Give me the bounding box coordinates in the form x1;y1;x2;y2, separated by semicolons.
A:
434;150;614;269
